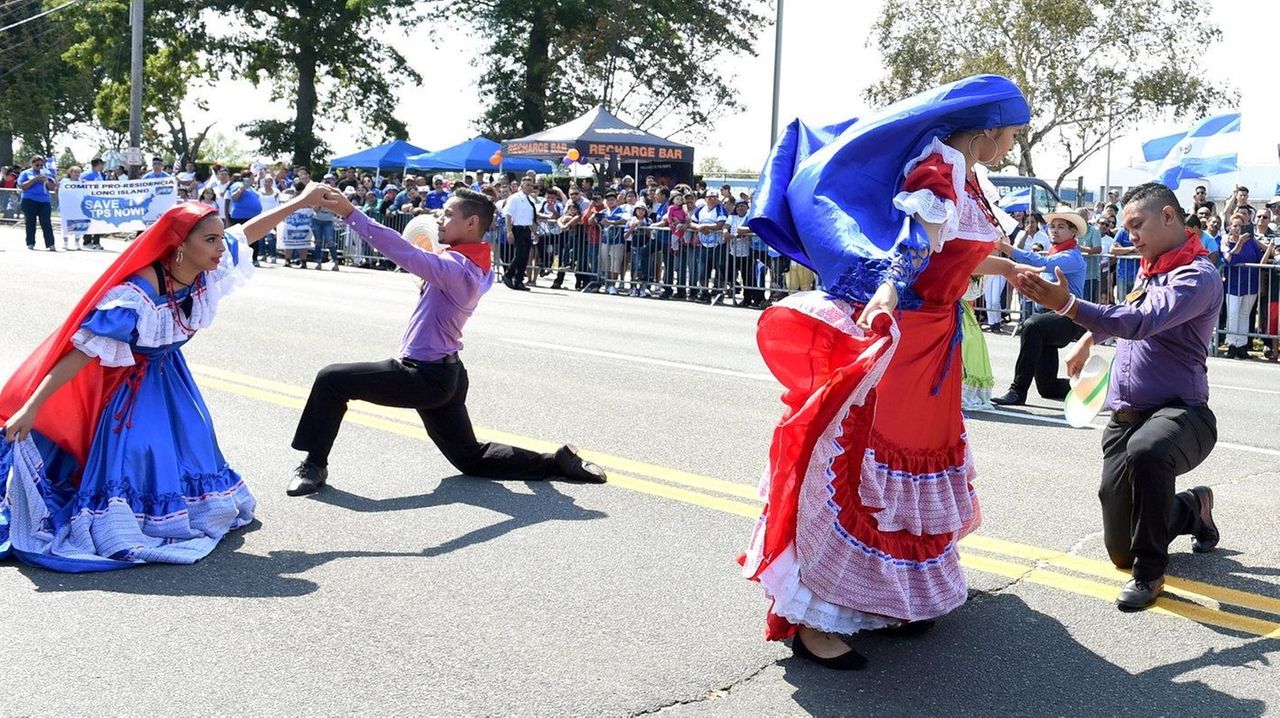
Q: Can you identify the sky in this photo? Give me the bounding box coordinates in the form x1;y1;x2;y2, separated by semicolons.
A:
71;0;1279;191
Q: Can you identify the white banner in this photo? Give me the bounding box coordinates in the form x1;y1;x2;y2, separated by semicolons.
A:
58;178;178;234
279;208;315;250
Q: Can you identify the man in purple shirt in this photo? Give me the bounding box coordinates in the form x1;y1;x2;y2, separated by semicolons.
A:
1016;182;1222;612
286;187;606;496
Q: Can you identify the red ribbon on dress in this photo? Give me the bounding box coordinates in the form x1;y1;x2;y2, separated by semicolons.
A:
1139;229;1208;279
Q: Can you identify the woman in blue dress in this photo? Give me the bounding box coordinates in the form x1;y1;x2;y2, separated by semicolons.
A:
0;185;326;572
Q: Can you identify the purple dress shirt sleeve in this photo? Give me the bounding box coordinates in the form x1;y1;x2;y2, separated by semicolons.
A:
343;210;471;291
1073;266;1218;343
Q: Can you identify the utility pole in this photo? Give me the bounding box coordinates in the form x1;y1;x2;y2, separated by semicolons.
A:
769;0;784;147
1102;108;1112;204
128;0;144;178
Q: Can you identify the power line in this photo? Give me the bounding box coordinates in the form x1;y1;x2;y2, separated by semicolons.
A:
0;0;78;34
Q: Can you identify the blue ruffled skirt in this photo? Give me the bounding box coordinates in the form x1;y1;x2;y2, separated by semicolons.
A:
0;347;255;573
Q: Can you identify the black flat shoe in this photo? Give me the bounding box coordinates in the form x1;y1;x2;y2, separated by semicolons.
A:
990;390;1026;406
873;619;935;637
554;444;607;483
790;632;868;671
1116;577;1164;612
287;461;328;496
1190;486;1219;553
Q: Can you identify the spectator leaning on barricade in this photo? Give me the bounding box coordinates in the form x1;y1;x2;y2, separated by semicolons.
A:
625;204;654;297
992;209;1088;406
596;191;628;295
1077;206;1104;303
18;155;57;251
692;189;729;303
1261;226;1279;362
553;201;582;290
311;174;342;271
425;176;450;210
578;193;604;290
258;175;281;264
727;199;763;307
531;188;564;288
1222;212;1262;359
1110;220;1141;304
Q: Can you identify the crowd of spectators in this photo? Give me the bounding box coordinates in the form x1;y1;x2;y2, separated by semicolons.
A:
4;153;1279;358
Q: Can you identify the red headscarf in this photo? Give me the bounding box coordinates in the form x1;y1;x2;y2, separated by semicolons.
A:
0;202;219;477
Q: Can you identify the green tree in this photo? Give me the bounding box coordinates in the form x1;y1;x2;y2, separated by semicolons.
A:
204;0;423;169
868;0;1223;191
60;0;212;163
0;0;95;163
445;0;770;140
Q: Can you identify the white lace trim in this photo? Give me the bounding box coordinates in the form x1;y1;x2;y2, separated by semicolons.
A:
758;543;897;635
892;137;1003;252
71;328;135;367
81;226;254;349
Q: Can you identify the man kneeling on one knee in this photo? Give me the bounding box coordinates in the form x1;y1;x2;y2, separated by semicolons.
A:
1014;182;1221;612
992;209;1088;406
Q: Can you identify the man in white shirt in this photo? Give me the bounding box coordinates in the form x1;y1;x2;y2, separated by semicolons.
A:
502;175;538;290
692;190;728;302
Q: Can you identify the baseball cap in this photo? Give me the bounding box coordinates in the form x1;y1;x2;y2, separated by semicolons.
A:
342;186;357;196
323;172;337;180
151;156;164;164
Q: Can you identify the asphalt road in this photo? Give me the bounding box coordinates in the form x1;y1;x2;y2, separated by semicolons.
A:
1;229;1278;717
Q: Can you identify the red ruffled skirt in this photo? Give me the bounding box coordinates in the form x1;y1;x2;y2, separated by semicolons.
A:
741;292;980;640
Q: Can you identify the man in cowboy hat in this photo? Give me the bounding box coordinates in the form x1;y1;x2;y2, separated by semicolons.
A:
991;208;1088;405
1014;182;1221;612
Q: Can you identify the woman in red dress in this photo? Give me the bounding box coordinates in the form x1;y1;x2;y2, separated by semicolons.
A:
742;75;1035;669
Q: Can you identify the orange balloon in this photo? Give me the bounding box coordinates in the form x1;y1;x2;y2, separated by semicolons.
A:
489;152;502;165
566;149;580;161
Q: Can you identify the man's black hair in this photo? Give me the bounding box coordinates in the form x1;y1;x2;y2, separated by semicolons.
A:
1121;182;1185;222
451;187;496;229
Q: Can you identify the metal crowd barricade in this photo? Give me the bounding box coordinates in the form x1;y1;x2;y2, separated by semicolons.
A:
515;223;796;306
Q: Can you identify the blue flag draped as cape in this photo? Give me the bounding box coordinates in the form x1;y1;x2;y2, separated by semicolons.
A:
748;75;1030;302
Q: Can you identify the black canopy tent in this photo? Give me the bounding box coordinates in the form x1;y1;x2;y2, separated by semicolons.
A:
502;106;694;187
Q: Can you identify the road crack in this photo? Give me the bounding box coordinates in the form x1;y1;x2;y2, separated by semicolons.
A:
628;659;776;716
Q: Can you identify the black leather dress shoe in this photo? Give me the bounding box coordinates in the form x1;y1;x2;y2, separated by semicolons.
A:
990;389;1026;406
790;632;868;671
1116;577;1164;612
554;444;607;483
1190;486;1219;553
287;461;329;496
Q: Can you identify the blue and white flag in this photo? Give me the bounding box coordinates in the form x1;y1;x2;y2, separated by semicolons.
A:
1140;113;1240;188
58;177;178;234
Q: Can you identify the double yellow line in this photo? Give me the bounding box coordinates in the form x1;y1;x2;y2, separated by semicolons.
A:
189;363;1280;638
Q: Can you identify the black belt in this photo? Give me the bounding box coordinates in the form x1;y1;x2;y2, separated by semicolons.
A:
1111;402;1206;425
401;353;458;367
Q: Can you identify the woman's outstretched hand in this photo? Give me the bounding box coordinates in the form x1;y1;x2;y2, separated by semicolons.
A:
857;281;898;331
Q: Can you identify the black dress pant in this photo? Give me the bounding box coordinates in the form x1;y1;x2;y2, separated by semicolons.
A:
291;357;558;479
1010;311;1085;399
506;225;533;286
1099;404;1217;581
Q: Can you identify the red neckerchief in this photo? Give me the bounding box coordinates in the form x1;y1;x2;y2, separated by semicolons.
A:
446;242;492;274
1049;238;1078;254
1139;229;1208;279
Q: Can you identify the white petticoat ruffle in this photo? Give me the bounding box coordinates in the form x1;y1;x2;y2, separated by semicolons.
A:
758;543;897;635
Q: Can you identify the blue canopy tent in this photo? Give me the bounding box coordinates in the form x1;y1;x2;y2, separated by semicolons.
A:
329;140;429;170
405;137;550;174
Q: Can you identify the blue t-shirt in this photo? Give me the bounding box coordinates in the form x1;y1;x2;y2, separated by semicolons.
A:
17;168;52;203
81;170;105;182
142;170;171;179
1112;229;1138;281
424;189;450;210
228;182;262;218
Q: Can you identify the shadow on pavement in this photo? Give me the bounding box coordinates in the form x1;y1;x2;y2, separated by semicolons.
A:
11;521;426;598
777;593;1272;717
313;475;607;557
1169;548;1280;602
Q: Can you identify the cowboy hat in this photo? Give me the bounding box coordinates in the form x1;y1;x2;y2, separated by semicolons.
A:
1064;353;1113;428
1044;209;1089;238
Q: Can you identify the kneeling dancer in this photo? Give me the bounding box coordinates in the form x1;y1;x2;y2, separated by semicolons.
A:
1016;182;1221;612
287;188;605;496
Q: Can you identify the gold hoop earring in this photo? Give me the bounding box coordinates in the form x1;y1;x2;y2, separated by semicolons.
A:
968;134;1001;164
